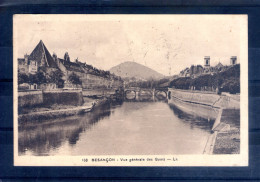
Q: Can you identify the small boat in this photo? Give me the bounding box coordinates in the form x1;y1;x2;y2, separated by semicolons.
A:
80;103;95;113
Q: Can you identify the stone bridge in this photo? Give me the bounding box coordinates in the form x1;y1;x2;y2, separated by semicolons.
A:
124;87;168;100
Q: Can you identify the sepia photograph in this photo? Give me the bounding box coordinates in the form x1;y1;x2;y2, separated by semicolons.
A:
13;15;248;166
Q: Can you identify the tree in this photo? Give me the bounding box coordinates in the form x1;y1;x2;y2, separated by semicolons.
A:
68;72;82;85
169;64;240;93
28;74;37;84
35;71;47;84
47;70;64;87
18;73;29;84
28;72;46;84
47;70;64;88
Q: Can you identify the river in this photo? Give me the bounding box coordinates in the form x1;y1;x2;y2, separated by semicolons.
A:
18;97;215;156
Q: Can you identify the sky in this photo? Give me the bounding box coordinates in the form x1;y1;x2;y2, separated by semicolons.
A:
14;15;247;76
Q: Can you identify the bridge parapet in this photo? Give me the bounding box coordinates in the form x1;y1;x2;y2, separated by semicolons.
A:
124;87;168;99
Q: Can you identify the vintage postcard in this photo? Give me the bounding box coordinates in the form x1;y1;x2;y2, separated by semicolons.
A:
13;14;248;166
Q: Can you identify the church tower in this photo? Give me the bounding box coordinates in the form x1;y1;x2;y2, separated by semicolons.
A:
204;56;210;68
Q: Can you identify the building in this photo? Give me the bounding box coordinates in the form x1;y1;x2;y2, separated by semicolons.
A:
54;54;85;81
53;51;123;89
230;56;237;65
177;56;235;78
18;40;61;90
190;65;204;75
18;40;59;75
18;40;124;90
18;55;38;75
215;62;224;69
204;56;210;68
18;56;29;74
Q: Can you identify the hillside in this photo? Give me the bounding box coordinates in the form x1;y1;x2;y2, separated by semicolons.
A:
109;61;164;80
169;64;240;94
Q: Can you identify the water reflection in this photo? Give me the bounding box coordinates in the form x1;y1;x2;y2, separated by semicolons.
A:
19;97;213;156
168;103;214;131
18;102;121;156
168;97;219;121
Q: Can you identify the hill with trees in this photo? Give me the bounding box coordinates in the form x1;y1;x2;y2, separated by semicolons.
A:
169;64;240;94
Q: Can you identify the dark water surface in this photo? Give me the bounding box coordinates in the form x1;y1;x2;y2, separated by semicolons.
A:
19;99;214;156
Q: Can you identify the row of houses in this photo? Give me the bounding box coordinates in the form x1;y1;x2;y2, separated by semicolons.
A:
18;40;123;90
178;56;238;78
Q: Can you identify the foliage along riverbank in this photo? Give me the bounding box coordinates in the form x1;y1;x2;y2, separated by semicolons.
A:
169;64;240;94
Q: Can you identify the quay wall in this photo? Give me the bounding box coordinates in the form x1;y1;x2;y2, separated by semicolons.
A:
82;89;116;97
168;88;240;155
168;97;219;120
169;88;221;107
18;90;43;107
18;89;84;108
43;90;83;106
168;88;240;109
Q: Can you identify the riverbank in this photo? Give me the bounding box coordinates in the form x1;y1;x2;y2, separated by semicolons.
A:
18;96;112;125
203;108;240;154
168;88;240;154
213;109;240;154
18;103;94;125
168;88;240;109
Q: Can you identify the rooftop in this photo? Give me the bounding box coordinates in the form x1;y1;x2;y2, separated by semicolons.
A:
28;40;58;69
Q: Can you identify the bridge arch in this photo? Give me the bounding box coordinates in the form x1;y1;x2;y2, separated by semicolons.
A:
139;89;153;96
154;90;168;99
124;90;136;100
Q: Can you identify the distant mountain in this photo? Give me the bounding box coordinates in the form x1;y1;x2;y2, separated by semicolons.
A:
109;61;164;80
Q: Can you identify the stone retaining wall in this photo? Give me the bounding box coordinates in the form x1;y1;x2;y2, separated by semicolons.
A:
82;89;116;97
18;90;43;107
18;89;84;108
43;90;83;106
168;88;240;109
169;88;221;107
168;97;219;120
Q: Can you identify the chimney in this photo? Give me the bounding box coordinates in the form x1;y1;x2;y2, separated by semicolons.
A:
24;53;29;65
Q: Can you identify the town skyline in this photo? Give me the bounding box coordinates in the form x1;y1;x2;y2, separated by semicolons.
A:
14;15;244;76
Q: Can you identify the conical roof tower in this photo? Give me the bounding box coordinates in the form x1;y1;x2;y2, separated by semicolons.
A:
28;40;58;69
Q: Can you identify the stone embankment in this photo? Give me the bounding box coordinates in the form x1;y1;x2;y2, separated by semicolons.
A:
18;88;119;125
18;89;84;108
213;109;240;154
18;89;85;124
168;88;240;109
18;104;94;125
18;90;43;107
168;88;240;154
82;89;117;97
